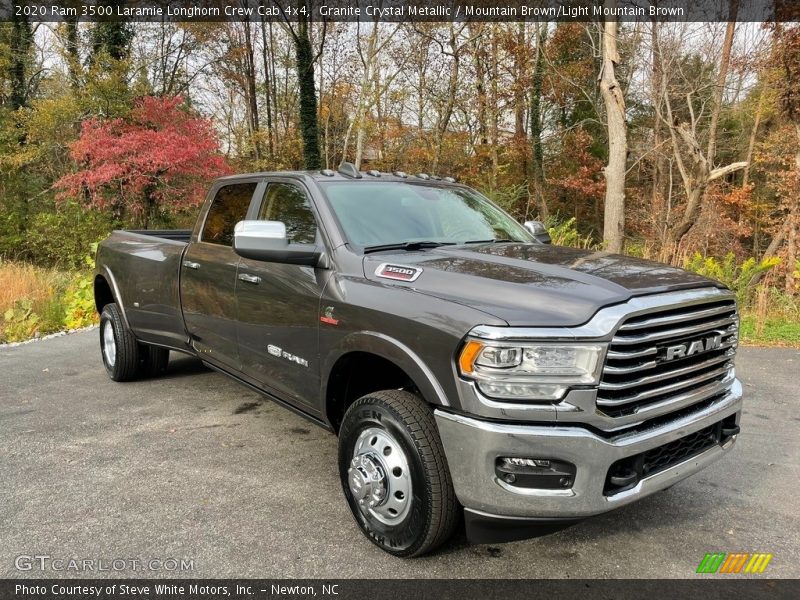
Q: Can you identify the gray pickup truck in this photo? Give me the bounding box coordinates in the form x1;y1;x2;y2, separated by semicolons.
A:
94;164;742;557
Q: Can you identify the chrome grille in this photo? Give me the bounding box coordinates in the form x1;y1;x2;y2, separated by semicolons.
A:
598;298;738;418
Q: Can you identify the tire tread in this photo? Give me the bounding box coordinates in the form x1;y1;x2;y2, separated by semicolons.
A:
342;390;459;557
100;303;139;382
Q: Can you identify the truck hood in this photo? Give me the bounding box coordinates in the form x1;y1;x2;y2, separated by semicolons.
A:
363;243;721;327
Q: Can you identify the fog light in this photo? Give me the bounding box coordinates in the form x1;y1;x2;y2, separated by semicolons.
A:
496;457;576;490
502;457;551;468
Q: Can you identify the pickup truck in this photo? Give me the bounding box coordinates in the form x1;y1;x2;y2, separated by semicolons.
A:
94;164;743;557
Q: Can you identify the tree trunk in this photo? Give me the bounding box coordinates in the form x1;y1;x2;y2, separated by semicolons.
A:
259;8;274;157
243;19;261;161
473;24;488;146
529;21;548;220
269;21;280;147
742;84;765;190
650;21;668;246
294;7;322;170
64;17;81;89
705;6;738;167
432;23;463;175
738;80;766;254
489;24;499;189
353;23;380;170
599;6;627;254
513;23;527;140
787;123;800;293
9;12;33;110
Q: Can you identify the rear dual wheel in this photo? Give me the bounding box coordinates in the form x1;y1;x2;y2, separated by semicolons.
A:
337;390;459;557
100;303;169;381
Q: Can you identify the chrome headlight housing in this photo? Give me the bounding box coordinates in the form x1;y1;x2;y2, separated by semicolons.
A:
458;340;606;401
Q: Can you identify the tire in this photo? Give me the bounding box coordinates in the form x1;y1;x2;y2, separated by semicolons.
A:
137;344;169;378
99;303;139;382
338;390;459;557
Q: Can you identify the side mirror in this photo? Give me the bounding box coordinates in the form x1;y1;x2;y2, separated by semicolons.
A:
233;220;322;266
524;220;552;244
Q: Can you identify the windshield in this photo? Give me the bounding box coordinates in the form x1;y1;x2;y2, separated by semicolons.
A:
319;181;533;249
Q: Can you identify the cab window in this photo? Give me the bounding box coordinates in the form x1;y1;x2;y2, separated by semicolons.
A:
257;182;318;244
202;182;257;246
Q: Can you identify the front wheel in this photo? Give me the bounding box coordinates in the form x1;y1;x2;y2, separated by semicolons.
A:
338;390;459;557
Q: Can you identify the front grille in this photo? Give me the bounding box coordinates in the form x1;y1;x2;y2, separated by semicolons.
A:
598;298;738;418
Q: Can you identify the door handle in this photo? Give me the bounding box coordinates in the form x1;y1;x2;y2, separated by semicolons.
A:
238;273;262;285
183;261;201;270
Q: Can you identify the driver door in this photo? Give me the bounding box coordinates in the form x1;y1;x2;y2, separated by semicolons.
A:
235;180;325;410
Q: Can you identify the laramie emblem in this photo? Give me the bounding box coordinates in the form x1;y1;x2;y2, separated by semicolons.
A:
664;333;723;361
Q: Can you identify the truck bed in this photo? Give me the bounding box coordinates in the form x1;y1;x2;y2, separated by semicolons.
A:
96;230;191;350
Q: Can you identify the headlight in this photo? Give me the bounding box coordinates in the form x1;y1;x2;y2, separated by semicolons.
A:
458;340;606;401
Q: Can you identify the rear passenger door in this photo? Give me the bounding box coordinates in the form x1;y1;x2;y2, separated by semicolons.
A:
235;179;325;409
181;181;260;369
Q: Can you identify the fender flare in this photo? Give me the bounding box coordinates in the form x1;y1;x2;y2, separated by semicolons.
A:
94;266;132;331
321;330;451;413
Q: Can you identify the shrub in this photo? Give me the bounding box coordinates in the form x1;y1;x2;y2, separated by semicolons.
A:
3;299;40;341
480;183;529;218
24;203;115;270
61;243;99;330
0;244;99;343
683;252;781;308
0;261;69;343
546;216;597;249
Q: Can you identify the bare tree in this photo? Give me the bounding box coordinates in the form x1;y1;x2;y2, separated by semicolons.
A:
660;2;746;261
342;20;401;169
599;4;627;253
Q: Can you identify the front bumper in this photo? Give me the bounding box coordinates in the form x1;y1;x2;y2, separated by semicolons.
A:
435;379;742;520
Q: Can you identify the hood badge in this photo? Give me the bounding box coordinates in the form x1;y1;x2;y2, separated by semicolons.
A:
375;263;423;282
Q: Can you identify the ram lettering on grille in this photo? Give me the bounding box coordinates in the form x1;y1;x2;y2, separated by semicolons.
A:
598;299;738;420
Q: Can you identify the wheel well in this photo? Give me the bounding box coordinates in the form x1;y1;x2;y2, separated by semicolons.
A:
326;352;418;432
94;275;114;314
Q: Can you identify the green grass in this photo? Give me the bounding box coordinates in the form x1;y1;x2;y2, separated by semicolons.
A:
740;313;800;347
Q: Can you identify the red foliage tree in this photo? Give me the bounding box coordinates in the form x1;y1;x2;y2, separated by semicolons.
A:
56;96;231;227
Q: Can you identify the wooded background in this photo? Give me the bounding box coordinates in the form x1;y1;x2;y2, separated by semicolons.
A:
1;10;799;342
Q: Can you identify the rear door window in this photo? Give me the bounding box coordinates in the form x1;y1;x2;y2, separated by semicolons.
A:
202;183;258;246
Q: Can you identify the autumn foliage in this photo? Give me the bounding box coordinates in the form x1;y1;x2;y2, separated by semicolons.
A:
56;96;231;226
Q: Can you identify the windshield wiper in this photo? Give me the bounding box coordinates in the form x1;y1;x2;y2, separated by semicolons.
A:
363;241;455;254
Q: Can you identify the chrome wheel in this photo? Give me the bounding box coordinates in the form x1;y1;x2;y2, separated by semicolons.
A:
348;427;412;524
102;321;116;367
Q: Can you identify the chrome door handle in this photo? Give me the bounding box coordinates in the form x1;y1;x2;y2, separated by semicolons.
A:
183;261;201;270
238;273;262;285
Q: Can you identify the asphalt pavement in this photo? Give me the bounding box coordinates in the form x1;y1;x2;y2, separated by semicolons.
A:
1;331;798;578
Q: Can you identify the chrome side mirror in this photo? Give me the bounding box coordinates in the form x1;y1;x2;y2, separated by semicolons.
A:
233;220;322;266
524;220;552;244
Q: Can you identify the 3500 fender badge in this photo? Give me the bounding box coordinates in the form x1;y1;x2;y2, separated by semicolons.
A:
375;263;423;282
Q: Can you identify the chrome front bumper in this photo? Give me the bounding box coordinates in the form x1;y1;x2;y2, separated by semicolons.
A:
435;379;742;520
